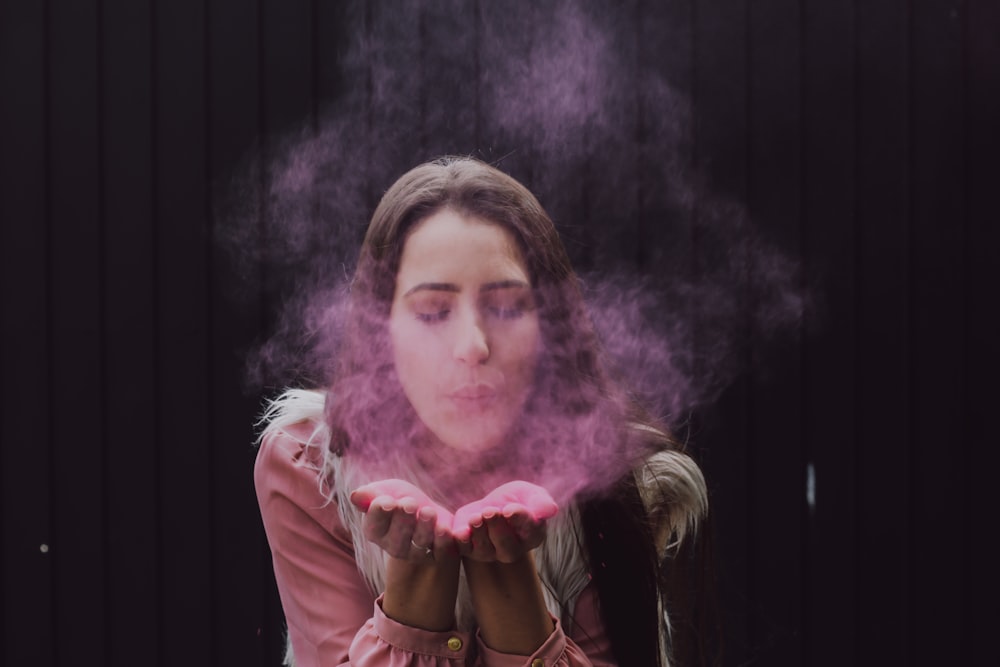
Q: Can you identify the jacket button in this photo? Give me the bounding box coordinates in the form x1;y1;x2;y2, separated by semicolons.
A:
531;660;545;667
447;637;463;651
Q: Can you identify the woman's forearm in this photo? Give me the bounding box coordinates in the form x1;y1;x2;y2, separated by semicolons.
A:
382;556;461;631
464;553;554;655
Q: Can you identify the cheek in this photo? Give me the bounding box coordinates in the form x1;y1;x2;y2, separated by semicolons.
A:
502;319;542;387
389;318;451;416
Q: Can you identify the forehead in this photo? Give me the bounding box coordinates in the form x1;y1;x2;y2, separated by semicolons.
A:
396;209;529;284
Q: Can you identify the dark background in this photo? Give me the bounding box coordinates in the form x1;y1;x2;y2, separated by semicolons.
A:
2;1;998;666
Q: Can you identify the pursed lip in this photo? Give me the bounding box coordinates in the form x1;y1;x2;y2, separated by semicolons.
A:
449;384;497;400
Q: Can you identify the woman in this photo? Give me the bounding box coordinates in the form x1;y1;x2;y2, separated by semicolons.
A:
255;157;709;666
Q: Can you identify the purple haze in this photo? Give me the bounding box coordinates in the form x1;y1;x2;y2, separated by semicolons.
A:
223;1;805;505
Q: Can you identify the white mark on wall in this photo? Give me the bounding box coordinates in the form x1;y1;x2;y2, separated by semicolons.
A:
806;462;816;515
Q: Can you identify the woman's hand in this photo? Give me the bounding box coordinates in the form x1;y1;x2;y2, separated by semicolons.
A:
350;479;456;562
452;481;559;563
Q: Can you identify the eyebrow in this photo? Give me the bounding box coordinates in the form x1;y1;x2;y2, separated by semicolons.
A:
403;280;530;298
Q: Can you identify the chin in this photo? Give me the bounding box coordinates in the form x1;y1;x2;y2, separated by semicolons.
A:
434;417;517;455
425;404;488;440
439;432;503;454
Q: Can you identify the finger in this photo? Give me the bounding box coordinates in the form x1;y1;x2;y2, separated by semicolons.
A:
452;506;481;548
522;491;558;520
425;508;455;556
452;511;477;543
383;509;418;557
433;523;457;557
433;507;455;535
397;496;420;515
451;503;473;533
370;494;398;512
363;504;395;542
467;508;493;535
408;538;435;561
506;509;546;543
497;482;558;519
484;515;520;563
468;521;496;561
410;506;437;552
455;537;474;559
349;486;379;512
502;504;532;530
506;509;545;536
501;502;529;519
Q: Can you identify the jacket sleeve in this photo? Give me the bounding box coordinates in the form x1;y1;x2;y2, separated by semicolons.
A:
255;426;474;666
255;426;616;666
472;583;615;667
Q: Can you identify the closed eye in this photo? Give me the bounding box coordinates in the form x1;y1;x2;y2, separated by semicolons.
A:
481;287;533;321
416;309;451;323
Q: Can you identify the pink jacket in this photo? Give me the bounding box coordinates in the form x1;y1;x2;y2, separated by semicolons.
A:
254;425;616;667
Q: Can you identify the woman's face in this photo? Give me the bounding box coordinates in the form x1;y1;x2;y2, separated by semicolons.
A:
388;208;541;454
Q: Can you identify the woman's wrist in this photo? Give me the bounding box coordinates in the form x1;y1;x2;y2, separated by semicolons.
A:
382;555;461;632
463;553;554;655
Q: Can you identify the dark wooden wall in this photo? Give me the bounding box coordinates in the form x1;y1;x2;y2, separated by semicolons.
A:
1;1;997;666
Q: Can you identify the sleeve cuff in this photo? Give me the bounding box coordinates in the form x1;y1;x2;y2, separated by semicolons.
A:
475;615;568;667
370;595;471;660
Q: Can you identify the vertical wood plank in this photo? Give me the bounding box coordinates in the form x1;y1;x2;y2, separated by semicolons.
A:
855;1;911;662
692;0;752;662
101;0;159;664
421;0;478;156
800;1;858;665
259;0;315;312
639;3;706;661
312;0;372;265
0;1;54;664
746;2;804;664
367;0;424;190
639;0;696;285
315;0;351;107
47;0;107;662
153;1;212;663
210;1;269;664
261;0;314;138
631;0;699;456
965;3;1000;663
909;2;966;663
575;0;641;269
476;0;541;189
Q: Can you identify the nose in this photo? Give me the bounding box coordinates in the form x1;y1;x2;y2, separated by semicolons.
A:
453;311;489;365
